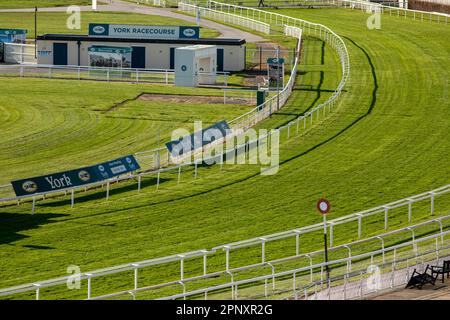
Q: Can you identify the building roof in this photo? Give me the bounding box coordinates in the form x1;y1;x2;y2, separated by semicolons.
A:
36;34;246;46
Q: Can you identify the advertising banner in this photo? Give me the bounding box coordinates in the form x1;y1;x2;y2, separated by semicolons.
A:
88;46;132;68
89;24;200;40
0;29;27;44
166;120;230;157
11;155;140;197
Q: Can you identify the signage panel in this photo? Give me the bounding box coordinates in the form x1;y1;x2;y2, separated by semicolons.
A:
166;120;230;157
11;155;140;197
89;24;200;40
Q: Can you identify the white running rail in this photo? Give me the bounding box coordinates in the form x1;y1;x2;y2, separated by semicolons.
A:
0;186;449;299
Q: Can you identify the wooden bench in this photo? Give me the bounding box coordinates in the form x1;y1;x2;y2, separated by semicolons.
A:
406;265;438;289
431;260;450;283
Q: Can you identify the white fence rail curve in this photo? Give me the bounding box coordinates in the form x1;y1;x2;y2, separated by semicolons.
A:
0;64;231;85
154;231;450;300
179;2;271;34
1;0;350;207
0;185;449;299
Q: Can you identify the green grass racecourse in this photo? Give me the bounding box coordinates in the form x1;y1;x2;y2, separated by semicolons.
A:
0;8;449;298
0;11;220;39
0;1;91;9
0;79;254;186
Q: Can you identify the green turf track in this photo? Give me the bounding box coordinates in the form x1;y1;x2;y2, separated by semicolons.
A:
0;1;91;9
0;8;449;298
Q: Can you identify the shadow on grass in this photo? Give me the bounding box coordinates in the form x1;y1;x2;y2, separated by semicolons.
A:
0;212;67;245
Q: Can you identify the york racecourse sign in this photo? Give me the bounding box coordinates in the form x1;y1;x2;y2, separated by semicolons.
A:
89;23;200;40
11;155;140;197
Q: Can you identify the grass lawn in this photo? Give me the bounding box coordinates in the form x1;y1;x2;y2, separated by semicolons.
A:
0;11;220;39
0;0;91;9
0;8;449;299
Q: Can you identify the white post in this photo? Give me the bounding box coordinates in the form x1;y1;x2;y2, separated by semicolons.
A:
71;189;75;208
156;171;160;190
138;175;142;193
225;246;230;271
34;284;41;300
32;196;36;215
106;181;110;200
180;257;184;281
132;263;139;290
86;273;92;299
408;200;412;223
384;206;389;230
261;238;266;263
430;192;435;215
358;215;362;238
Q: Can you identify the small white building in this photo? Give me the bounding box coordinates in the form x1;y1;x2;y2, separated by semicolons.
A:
174;45;217;87
36;29;246;72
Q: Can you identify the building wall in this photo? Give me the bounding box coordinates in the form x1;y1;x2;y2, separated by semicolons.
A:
37;40;245;71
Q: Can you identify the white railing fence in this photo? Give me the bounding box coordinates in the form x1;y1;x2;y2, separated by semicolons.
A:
1;0;350;206
0;64;231;85
179;2;271;34
301;248;450;300
1;186;449;300
157;236;450;300
336;0;449;24
0;64;174;84
193;0;450;24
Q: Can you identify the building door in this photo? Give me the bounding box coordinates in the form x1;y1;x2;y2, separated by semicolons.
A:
217;48;224;72
170;47;175;69
131;46;146;69
53;43;68;65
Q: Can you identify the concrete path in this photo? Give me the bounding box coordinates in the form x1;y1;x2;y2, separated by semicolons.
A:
0;0;266;43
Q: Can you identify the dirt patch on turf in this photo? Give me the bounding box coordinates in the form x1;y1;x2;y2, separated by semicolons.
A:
138;93;253;105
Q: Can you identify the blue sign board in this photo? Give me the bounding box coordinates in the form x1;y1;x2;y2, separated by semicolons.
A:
0;29;27;44
266;57;285;64
166;120;230;157
11;155;141;197
89;24;200;40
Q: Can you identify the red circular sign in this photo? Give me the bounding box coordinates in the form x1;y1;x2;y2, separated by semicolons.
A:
317;199;330;214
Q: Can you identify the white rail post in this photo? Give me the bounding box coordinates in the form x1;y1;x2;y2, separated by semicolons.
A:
202;250;208;275
178;166;181;184
293;272;297;299
179;255;185;281
34;284;41;300
86;273;92;299
261;238;266;263
71;189;75;208
225;246;230;271
32;196;36;215
430;192;435;215
384;206;389;230
138;174;142;193
295;230;301;255
132;263;139;290
357;214;362;238
156;171;161;190
408;200;412;223
106;181;110;200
